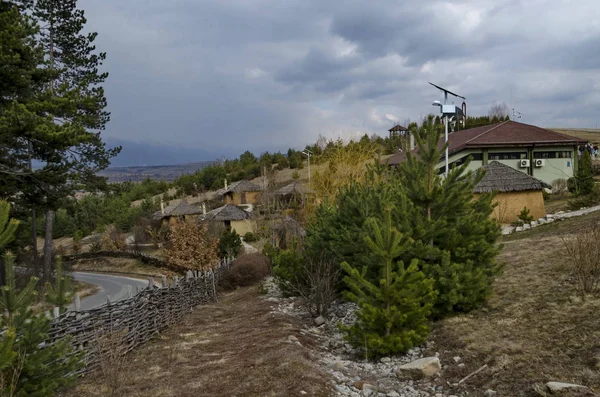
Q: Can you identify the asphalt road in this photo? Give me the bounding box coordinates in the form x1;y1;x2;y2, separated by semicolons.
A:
71;272;150;311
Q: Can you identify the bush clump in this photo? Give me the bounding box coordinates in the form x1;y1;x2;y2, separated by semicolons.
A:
218;228;242;258
243;232;258;242
222;253;270;289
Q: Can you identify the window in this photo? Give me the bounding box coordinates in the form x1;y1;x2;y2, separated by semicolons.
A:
533;151;572;159
489;152;527;160
437;153;483;174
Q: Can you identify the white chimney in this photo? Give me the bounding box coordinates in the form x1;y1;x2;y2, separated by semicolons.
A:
202;202;206;216
160;198;165;214
224;178;228;191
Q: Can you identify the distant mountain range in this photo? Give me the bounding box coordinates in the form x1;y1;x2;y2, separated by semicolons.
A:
99;138;226;182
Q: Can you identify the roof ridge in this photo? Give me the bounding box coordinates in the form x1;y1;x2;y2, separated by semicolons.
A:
465;120;509;145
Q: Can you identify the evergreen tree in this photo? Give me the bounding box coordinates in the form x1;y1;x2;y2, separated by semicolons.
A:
44;256;73;313
305;120;501;317
575;150;595;196
218;228;242;259
0;201;20;249
0;252;80;395
340;213;436;358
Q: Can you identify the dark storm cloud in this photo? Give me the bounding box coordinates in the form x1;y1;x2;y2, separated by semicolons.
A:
79;0;600;164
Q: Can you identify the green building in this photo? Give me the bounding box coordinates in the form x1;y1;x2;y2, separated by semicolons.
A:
387;121;586;185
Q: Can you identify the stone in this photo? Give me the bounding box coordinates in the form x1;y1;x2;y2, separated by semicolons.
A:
484;389;497;397
314;316;326;326
523;223;531;230
453;356;461;363
396;357;441;379
546;381;588;394
547;218;555;223
380;357;391;363
386;392;400;397
458;363;465;368
531;220;538;227
539;218;547;224
515;226;524;232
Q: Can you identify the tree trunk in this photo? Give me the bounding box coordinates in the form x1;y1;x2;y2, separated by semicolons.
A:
43;210;54;282
31;207;38;269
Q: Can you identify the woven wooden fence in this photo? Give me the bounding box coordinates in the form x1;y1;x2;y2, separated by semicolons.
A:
46;258;232;373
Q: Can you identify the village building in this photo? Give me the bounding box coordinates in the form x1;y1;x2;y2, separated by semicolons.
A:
216;180;262;205
153;199;203;226
200;204;255;235
474;161;550;223
387;121;586;185
273;181;312;208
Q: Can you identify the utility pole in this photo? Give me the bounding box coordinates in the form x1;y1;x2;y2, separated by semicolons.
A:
302;150;312;185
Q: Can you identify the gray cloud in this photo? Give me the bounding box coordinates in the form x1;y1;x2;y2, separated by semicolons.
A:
79;0;600;164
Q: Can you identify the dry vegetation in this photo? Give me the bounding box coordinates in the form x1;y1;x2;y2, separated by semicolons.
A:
70;257;171;277
427;211;600;396
552;128;600;144
67;286;333;397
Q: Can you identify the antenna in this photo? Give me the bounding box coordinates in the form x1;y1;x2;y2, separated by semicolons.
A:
428;82;466;103
512;108;523;120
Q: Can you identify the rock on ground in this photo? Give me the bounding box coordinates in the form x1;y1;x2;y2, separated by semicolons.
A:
545;381;589;394
396;357;441;379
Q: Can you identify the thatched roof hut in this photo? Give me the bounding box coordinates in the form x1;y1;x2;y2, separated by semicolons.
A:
216;180;262;197
274;182;312;196
202;204;251;221
153;199;202;221
474;161;550;193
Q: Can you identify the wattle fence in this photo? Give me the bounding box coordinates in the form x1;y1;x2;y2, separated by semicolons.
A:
46;258;232;374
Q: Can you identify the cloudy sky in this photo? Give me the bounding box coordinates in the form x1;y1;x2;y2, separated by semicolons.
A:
81;0;600;162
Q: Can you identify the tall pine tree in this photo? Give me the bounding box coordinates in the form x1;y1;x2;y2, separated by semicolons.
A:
21;0;120;281
575;150;595;196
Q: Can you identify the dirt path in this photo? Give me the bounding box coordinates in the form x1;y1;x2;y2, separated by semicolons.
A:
67;286;333;397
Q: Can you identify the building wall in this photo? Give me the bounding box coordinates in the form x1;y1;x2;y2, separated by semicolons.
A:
231;219;256;236
479;190;546;224
439;145;577;185
224;191;261;205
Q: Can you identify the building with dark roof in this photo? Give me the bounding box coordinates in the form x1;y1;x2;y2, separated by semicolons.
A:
200;204;255;235
386;121;586;185
153;199;203;226
215;180;263;205
474;161;550;223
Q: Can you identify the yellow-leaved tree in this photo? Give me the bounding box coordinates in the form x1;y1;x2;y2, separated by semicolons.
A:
163;220;219;271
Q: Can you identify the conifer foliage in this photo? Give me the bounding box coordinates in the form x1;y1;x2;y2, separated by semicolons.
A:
340;213;436;358
305;119;501;355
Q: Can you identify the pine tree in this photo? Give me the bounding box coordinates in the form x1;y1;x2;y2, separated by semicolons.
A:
0;252;80;395
575;150;595;196
44;256;73;313
0;201;20;250
340;212;436;358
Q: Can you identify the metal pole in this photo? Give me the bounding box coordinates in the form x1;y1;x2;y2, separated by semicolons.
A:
307;153;311;185
444;91;449;176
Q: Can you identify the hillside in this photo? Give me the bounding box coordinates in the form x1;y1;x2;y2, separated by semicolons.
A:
551;128;600;143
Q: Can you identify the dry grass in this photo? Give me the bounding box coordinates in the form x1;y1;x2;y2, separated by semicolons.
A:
70;257;172;277
428;211;600;396
66;286;333;397
552;128;600;144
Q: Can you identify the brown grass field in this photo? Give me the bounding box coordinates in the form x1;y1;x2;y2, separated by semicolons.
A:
429;210;600;396
552;128;600;144
66;287;333;397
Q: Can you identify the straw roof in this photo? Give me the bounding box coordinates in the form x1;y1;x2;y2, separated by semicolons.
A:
153;199;203;220
216;180;262;196
474;161;550;193
202;204;251;221
274;182;312;196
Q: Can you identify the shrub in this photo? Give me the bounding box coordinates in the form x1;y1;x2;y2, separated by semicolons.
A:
89;238;102;253
568;187;600;210
72;230;82;255
217;228;242;258
567;177;577;193
517;207;534;223
243;232;258;242
575;151;595;196
562;225;600;296
100;225;126;251
164;221;219;271
551;178;569;194
222;253;270;289
266;241;305;296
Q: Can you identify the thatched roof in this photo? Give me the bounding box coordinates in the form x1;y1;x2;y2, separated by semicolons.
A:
153;199;203;220
216;180;262;196
274;182;312;196
474;161;551;193
202;204;251;221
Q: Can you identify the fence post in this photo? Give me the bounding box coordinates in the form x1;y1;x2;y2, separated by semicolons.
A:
106;295;111;305
127;285;133;298
161;275;168;288
148;277;155;289
53;307;60;318
73;295;81;311
211;271;217;302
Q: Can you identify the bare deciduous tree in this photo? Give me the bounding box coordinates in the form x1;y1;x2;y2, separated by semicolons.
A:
562;225;600;296
488;102;510;119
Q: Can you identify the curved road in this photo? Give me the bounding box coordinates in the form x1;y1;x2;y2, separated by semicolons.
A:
71;272;150;311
